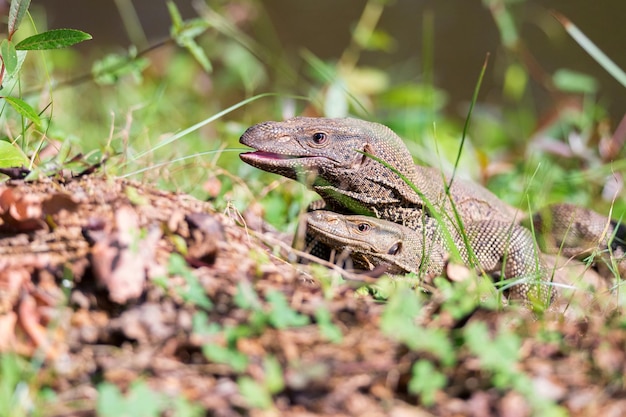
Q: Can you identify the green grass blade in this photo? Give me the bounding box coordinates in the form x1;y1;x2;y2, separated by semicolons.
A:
131;93;277;161
553;11;626;89
355;150;460;260
444;54;489;268
449;53;489;189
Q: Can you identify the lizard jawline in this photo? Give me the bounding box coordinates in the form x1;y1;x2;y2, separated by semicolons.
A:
240;151;331;166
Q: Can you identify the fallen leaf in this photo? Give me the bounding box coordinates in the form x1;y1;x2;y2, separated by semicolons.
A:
92;206;161;303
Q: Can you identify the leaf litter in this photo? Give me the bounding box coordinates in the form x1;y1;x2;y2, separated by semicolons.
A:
0;174;624;416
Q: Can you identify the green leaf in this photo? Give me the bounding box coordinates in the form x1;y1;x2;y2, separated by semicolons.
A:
408;360;447;406
192;311;220;336
96;382;126;417
171;22;212;73
184;40;212;73
0;354;22;406
125;381;164;417
168;1;211;72
97;381;165;417
380;289;456;366
503;63;528;101
356;28;395;52
314;306;343;343
167;1;183;30
3;96;42;128
484;0;518;48
168;396;203;417
237;376;273;409
15;29;92;50
263;355;285;394
553;69;599;94
0;141;29;168
8;0;31;37
92;49;149;85
202;343;248;372
265;290;310;329
463;321;520;387
0;50;27;95
234;282;263;311
1;40;18;74
168;253;213;310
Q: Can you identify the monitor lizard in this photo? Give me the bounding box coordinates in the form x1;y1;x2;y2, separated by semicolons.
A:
305;210;550;304
240;117;519;229
240;117;625;278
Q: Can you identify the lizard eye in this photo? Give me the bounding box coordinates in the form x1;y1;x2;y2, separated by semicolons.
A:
356;222;370;233
387;242;401;255
312;132;327;144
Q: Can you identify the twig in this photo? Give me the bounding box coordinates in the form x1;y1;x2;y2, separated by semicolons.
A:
250;228;437;292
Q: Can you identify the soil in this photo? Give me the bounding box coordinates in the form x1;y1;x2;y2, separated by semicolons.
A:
1;174;625;416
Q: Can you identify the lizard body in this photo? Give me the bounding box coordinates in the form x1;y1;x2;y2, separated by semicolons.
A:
240;117;518;229
533;203;626;277
306;210;548;303
240;117;625;282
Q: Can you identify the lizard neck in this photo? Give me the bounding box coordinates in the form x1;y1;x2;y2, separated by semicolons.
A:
366;123;446;208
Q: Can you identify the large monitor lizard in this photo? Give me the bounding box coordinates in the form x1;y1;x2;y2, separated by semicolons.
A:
240;117;519;229
305;210;550;304
240;117;625;278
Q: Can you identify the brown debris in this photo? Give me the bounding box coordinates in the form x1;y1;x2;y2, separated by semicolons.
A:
0;174;624;416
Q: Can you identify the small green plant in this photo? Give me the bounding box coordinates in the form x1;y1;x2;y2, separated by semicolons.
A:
0;353;32;417
97;380;202;417
463;321;568;416
265;290;310;329
195;284;311;374
433;275;497;318
0;0;92;167
314;306;343;343
380;285;455;367
237;355;284;410
168;253;213;310
236;376;273;410
194;311;250;372
408;360;447;406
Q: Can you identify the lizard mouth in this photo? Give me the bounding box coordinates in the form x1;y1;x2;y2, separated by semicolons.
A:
239;151;325;179
240;151;305;160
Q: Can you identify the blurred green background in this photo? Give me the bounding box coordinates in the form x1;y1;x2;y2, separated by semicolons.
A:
4;0;625;230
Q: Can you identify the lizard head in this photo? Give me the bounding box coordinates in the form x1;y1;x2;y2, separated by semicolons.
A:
240;117;422;205
240;117;379;179
306;210;439;276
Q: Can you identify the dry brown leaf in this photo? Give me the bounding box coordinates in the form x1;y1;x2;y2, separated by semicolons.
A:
186;212;223;266
445;262;473;282
42;193;80;215
203;176;222;199
92;205;161;303
0;188;46;232
0;267;31;313
0;312;18;351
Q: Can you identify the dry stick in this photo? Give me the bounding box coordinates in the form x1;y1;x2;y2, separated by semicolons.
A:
249;228;437;293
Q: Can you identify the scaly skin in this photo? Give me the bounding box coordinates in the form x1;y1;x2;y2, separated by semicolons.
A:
306;210;550;303
533;203;625;277
240;117;519;228
240;117;625;280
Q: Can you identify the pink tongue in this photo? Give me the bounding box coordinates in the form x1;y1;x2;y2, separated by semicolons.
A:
249;151;292;160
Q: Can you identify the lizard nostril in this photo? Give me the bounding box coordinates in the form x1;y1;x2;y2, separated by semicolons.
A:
387;242;401;255
276;135;292;143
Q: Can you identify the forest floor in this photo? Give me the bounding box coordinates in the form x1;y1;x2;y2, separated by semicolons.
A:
1;174;625;417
